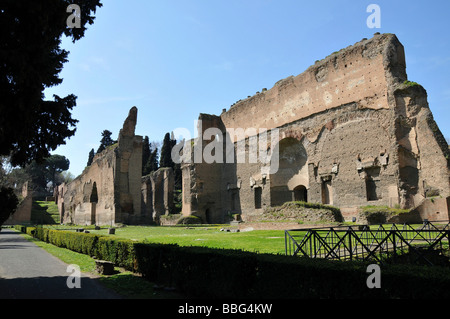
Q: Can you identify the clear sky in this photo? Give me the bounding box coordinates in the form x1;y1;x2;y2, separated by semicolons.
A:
44;0;450;177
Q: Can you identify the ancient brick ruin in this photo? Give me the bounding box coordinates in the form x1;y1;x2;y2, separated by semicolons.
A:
56;107;174;226
56;33;450;226
179;33;450;223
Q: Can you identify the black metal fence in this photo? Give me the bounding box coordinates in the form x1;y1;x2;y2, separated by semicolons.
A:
285;221;450;265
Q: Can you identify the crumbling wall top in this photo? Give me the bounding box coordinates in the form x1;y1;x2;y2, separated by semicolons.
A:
119;106;138;138
219;33;407;141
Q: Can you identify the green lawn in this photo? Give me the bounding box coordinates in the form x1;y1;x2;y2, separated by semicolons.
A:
48;225;294;255
31;201;60;224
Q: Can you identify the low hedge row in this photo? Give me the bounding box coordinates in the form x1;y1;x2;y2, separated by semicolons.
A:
16;225;450;299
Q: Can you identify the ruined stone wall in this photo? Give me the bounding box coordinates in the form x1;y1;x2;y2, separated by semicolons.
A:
394;84;450;208
5;182;32;225
221;34;406;142
181;33;449;223
62;145;117;225
60;107;145;226
115;107;144;224
142;167;174;224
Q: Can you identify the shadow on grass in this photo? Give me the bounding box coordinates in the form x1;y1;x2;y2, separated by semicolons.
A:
31;201;59;224
98;271;185;299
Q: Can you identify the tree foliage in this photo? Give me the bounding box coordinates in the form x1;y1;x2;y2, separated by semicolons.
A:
97;130;116;154
142;136;151;174
159;132;175;169
0;186;19;226
158;132;181;190
46;154;70;188
0;0;102;167
1;154;70;196
87;148;95;166
142;137;159;176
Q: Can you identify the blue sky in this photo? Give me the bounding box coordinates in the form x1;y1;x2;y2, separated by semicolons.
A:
45;0;450;177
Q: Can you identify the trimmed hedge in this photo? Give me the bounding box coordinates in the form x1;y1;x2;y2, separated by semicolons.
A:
16;225;450;299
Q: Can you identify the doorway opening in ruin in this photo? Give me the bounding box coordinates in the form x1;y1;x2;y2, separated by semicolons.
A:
293;185;308;202
254;187;262;209
270;137;308;207
231;192;237;211
90;182;98;224
321;179;333;205
205;208;212;224
365;167;381;201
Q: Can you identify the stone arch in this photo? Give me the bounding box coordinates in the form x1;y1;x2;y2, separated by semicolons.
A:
269;137;309;206
293;185;308;202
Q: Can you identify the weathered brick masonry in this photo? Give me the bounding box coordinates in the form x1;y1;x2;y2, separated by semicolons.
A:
180;33;450;223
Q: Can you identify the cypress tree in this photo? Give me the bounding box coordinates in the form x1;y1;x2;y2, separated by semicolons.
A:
144;146;159;174
87;148;95;166
142;136;151;175
159;132;174;168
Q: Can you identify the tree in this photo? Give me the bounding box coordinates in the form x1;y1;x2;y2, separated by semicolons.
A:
142;136;151;175
87;148;95;166
25;161;50;193
97;130;116;154
59;171;75;184
160;132;175;168
2;154;70;196
0;186;18;227
46;154;70;188
144;144;159;175
0;0;103;167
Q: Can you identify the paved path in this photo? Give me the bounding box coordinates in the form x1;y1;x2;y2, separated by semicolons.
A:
0;228;122;299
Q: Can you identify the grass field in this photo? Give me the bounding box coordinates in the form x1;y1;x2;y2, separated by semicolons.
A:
47;225;295;255
31;201;60;224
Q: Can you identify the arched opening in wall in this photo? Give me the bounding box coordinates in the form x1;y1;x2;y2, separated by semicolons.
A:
270;137;308;207
293;185;308;202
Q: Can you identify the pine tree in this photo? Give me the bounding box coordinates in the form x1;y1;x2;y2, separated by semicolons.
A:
87;148;95;166
97;130;116;154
